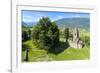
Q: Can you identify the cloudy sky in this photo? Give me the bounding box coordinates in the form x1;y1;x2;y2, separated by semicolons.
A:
22;10;90;22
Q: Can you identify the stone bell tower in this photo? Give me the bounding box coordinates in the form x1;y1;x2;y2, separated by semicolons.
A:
73;28;79;48
73;28;83;49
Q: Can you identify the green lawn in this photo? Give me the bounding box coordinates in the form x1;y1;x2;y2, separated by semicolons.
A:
22;39;90;62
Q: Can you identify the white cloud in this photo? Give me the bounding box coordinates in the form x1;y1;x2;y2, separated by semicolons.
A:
23;14;44;22
23;15;34;22
74;15;81;18
37;13;44;17
58;16;64;19
64;14;81;18
25;16;33;19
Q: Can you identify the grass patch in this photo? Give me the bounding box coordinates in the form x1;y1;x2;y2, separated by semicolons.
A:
22;39;90;62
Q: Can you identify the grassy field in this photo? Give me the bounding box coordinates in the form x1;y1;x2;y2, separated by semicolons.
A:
22;29;90;62
22;34;90;62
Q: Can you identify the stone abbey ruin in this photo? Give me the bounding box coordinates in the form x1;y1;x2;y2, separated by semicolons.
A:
72;28;83;49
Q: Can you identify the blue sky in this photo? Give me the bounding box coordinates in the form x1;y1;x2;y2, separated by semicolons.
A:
22;10;90;22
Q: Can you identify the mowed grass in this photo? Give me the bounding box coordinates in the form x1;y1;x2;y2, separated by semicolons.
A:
22;39;90;62
22;40;48;62
50;47;89;61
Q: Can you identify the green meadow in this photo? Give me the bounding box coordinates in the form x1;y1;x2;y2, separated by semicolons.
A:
22;29;90;62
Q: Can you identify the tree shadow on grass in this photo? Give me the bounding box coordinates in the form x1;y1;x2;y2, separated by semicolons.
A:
48;40;69;55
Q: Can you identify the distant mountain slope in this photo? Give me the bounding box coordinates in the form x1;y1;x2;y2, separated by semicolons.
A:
22;17;90;30
22;22;27;27
22;22;36;27
55;18;90;29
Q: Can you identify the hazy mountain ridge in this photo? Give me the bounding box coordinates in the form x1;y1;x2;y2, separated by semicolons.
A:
55;18;90;29
22;22;36;27
22;17;90;30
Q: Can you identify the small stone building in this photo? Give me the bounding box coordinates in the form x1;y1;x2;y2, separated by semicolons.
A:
73;28;83;49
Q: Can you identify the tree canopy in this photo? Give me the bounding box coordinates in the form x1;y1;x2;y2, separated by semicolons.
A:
32;17;59;50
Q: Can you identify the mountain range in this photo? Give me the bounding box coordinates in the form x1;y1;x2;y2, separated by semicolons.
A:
22;17;90;30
